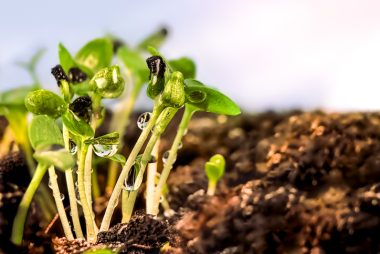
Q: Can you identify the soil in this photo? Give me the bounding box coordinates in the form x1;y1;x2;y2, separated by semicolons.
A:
2;111;380;253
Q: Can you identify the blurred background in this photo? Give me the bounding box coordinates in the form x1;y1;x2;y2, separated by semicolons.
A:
1;0;380;112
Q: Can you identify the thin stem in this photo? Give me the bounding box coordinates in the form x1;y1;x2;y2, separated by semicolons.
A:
128;108;178;216
11;163;48;245
145;140;160;214
150;107;194;215
48;166;74;240
92;167;101;199
106;81;142;194
78;143;96;242
62;125;84;239
207;181;217;196
122;190;138;223
100;104;164;232
65;169;84;238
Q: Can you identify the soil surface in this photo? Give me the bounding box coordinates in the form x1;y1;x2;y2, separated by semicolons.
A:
2;111;380;253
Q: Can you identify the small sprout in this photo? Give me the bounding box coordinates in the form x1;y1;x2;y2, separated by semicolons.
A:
68;67;88;83
90;66;125;98
25;89;67;118
161;71;185;108
69;96;92;122
205;154;226;196
146;56;166;99
51;65;69;86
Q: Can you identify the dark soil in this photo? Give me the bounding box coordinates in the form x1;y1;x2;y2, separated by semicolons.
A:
3;111;380;253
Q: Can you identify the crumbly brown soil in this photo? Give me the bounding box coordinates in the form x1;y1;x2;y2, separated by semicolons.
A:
3;111;380;253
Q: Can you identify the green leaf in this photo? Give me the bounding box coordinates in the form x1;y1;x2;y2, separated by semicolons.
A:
25;89;67;118
75;38;113;72
117;46;149;86
137;27;168;51
0;86;35;108
34;149;75;171
90;66;125;98
28;115;64;150
184;80;241;116
62;110;94;138
205;154;225;183
169;57;196;79
84;132;119;145
109;153;126;164
58;43;77;73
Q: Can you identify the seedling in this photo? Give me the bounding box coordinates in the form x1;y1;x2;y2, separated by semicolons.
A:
7;32;240;247
205;154;226;196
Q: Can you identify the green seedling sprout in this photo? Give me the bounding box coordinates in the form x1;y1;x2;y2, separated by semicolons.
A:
205;154;226;196
106;27;169;194
8;34;240;246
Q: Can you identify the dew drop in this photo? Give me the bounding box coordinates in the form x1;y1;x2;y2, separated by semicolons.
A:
123;166;138;191
48;180;53;189
178;142;183;149
149;155;157;164
93;144;118;158
60;193;65;200
137;112;152;130
69;139;77;155
159;196;164;203
187;90;207;103
162;151;170;163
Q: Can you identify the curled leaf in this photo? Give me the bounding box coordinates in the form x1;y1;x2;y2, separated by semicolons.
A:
25;89;67;118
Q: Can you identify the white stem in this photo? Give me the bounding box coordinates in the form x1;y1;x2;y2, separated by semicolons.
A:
65;169;84;238
48;166;74;240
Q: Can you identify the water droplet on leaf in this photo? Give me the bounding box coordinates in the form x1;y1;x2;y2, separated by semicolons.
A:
187;90;207;103
69;139;77;155
93;144;118;158
162;151;170;163
60;193;65;200
123;165;139;191
137;112;152;130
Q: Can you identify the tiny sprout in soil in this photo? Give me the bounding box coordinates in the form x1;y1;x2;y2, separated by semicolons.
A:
0;27;241;252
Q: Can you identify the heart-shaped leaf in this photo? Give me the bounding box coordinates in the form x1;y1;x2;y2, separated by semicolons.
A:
75;38;113;73
205;154;225;183
184;79;241;116
62;110;94;138
28;115;64;150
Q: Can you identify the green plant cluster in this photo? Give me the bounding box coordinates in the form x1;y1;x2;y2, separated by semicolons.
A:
0;28;240;246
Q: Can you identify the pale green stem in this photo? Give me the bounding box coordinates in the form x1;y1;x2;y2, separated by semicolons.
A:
78;143;96;242
100;104;164;232
106;81;142;194
150;107;194;215
62;125;84;239
145;140;160;214
121;190;138;223
92;167;101;199
207;181;217;196
65;169;84;238
128;108;178;216
11;163;48;245
48;166;74;240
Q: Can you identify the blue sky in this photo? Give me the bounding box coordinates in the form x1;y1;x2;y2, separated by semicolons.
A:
1;0;380;111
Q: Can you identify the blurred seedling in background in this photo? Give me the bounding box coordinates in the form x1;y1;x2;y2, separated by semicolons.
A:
205;154;226;196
